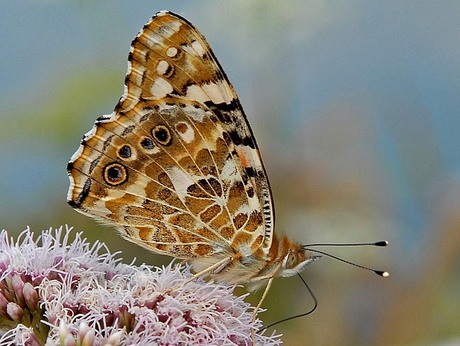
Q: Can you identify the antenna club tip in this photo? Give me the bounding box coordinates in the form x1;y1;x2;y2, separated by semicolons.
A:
375;270;390;277
375;241;389;247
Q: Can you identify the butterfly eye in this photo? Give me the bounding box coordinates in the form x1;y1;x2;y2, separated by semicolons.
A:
284;251;299;269
103;163;128;186
152;124;172;146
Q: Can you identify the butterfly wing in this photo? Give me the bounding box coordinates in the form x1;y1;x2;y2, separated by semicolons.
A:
67;11;274;259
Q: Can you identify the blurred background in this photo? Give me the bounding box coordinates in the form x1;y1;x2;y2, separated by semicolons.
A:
1;1;459;345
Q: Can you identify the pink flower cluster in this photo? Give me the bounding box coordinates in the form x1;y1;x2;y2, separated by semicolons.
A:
0;226;281;345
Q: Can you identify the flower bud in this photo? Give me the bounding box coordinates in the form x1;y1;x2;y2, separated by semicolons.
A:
12;274;25;307
7;302;24;322
23;282;39;312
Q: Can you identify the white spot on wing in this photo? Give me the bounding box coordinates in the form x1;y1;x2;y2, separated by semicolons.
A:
235;204;251;218
166;47;178;58
167;167;195;199
157;60;169;75
176;123;195;143
186;84;210;103
202;82;226;104
167;20;182;33
142;31;164;49
221;159;238;183
150;78;173;99
187;81;234;105
183;105;207;122
191;40;206;56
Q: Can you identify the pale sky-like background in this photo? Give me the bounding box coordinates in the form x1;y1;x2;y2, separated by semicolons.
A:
1;1;460;345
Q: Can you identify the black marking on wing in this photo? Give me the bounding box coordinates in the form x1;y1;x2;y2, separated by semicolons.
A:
68;178;92;208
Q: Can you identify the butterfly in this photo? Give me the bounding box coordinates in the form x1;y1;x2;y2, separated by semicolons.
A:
67;10;387;311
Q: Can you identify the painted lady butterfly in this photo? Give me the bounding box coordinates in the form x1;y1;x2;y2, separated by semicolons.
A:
67;10;387;311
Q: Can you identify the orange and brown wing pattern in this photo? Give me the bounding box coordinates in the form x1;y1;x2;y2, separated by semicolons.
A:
67;11;274;259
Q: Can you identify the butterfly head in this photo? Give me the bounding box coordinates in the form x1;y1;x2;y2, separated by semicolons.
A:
280;248;321;278
274;237;321;278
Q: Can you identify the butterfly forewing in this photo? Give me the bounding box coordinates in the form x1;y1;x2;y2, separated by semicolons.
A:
67;11;275;259
119;13;235;108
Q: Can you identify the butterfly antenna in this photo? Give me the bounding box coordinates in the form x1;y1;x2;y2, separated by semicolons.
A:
258;274;317;333
302;241;389;277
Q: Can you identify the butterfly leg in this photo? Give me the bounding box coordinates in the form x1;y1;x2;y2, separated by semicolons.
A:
249;275;274;343
163;256;233;294
254;276;274;318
